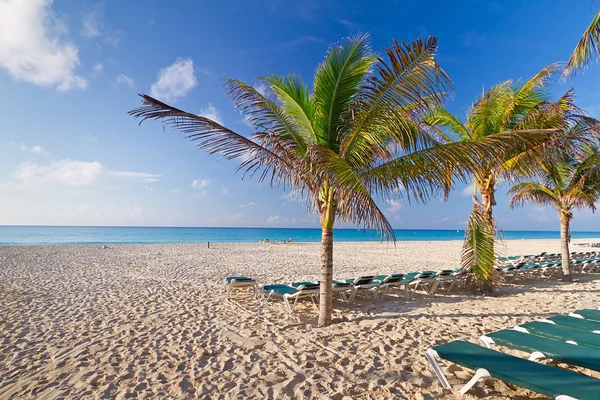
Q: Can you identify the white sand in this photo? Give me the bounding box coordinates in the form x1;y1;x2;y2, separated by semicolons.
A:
1;239;600;399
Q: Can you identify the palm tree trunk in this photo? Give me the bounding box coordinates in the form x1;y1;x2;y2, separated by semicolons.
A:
318;185;335;327
318;227;333;326
560;211;572;281
480;187;495;223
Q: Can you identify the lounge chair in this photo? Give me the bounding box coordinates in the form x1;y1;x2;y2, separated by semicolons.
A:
225;276;259;300
372;274;408;298
546;315;600;333
571;309;600;322
426;339;600;398
515;321;600;349
291;281;355;304
262;283;320;312
408;271;438;293
342;276;379;303
480;328;600;372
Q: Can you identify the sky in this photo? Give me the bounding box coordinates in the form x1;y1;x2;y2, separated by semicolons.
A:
1;0;600;231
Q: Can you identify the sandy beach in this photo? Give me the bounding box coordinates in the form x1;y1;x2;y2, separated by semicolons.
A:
1;239;600;399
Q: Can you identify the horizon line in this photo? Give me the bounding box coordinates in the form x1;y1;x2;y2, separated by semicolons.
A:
1;224;600;233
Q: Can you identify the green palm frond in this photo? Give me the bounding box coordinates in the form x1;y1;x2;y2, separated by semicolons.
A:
564;10;600;78
261;74;317;144
341;37;453;162
461;203;501;290
312;33;375;152
423;108;470;140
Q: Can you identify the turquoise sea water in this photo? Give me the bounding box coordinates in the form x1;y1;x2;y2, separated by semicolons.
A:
1;226;600;245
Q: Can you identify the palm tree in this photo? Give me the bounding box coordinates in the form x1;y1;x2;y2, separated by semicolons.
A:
508;146;600;280
130;35;553;326
564;9;600;77
424;67;600;287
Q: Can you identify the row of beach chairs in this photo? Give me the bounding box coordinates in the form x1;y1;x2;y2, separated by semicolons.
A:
427;308;600;399
225;269;467;312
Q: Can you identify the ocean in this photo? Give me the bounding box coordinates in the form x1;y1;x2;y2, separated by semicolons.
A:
1;225;600;245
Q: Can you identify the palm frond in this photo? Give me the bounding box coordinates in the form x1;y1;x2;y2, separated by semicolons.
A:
341;36;453;162
461;203;501;289
423;108;470;140
564;10;600;78
507;182;559;209
261;74;317;144
312;33;376;152
128;94;299;187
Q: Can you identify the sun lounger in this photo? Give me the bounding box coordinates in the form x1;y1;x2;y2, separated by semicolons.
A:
571;309;600;322
262;283;320;312
408;271;438;293
291;280;355;303
225;276;259;300
426;339;600;398
343;276;379;303
546;315;600;333
373;274;408;298
480;328;600;372
515;321;600;349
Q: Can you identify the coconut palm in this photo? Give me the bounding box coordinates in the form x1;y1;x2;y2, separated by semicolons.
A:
564;9;600;77
424;67;600;287
130;35;553;326
508;146;600;279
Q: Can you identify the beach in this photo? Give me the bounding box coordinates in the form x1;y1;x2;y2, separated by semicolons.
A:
1;239;600;399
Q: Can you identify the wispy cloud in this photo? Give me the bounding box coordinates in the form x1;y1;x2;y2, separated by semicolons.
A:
239;202;256;208
150;58;197;102
191;179;211;190
221;187;229;195
0;0;87;91
266;215;281;225
115;73;134;88
20;143;49;156
81;5;121;47
15;160;159;185
199;103;223;125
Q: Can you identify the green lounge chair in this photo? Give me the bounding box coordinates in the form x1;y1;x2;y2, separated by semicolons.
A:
408;271;438;293
292;281;354;303
262;283;319;312
571;309;600;322
516;321;600;349
546;315;600;333
426;340;600;398
372;274;407;298
343;276;379;303
480;328;600;372
225;276;258;300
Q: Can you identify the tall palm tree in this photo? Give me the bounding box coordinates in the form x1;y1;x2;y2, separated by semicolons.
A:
425;68;600;287
130;35;553;326
425;64;562;224
508;146;600;280
564;9;600;77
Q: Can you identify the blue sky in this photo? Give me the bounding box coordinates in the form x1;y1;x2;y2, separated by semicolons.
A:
1;0;600;231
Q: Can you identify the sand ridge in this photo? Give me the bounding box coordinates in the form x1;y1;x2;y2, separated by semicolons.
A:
1;240;600;399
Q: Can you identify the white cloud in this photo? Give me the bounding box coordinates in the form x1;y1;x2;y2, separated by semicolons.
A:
266;215;281;225
385;199;403;215
191;179;211;189
239;202;256;208
254;82;267;96
106;171;160;183
221;187;229;195
226;212;251;225
281;192;300;203
0;0;87;91
15;160;160;185
461;183;476;197
81;5;120;47
149;58;197;102
172;188;182;194
115;74;134;88
199;103;223;125
20;143;49;155
81;7;102;38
